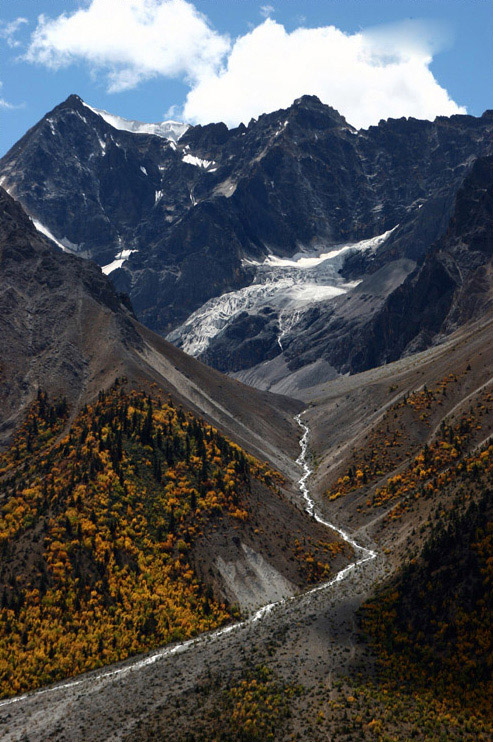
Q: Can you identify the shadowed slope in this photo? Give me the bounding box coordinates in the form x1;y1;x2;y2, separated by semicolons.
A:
0;187;301;474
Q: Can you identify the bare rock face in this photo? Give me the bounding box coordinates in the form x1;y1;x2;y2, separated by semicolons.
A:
369;155;493;361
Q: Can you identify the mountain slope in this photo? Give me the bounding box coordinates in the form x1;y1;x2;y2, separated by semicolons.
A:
0;384;349;698
0;186;138;445
0;186;301;474
1;95;492;348
280;154;493;378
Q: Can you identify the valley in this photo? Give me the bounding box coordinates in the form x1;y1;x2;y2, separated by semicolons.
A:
0;91;492;741
1;308;492;740
0;404;383;742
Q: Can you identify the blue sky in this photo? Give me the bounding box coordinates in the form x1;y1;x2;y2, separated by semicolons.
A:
1;0;491;156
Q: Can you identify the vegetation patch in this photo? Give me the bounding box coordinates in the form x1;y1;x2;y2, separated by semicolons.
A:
0;382;280;697
123;665;303;742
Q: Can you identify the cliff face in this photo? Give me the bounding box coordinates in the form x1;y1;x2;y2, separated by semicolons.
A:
379;155;493;354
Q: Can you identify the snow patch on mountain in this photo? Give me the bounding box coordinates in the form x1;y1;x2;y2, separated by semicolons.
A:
45;118;57;136
81;101;189;142
182;154;215;169
32;219;70;252
102;249;138;275
274;120;289;137
263;228;396;269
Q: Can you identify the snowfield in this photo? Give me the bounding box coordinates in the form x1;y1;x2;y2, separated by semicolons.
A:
81;101;189;142
102;249;138;275
182;153;216;169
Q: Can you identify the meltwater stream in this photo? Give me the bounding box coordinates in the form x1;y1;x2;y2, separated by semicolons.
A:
0;413;377;709
295;413;377;567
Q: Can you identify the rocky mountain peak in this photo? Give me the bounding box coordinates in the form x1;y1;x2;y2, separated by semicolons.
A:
252;94;352;134
59;92;85;109
291;94;351;128
293;93;324;106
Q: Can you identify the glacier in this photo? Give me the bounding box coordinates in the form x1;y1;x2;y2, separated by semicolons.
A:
167;228;395;357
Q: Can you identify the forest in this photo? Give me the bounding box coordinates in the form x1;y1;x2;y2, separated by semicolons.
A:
0;382;278;696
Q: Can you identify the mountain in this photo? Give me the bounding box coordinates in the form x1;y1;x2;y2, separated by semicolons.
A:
1;94;493;387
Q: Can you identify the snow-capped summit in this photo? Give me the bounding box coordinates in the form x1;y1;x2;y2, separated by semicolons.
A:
81;100;189;142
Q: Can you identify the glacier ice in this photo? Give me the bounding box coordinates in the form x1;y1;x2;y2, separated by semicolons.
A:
167;228;396;357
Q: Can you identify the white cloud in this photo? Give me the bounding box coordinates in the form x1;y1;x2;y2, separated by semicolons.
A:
0;17;28;48
182;19;465;128
0;81;23;110
25;2;465;127
26;0;230;91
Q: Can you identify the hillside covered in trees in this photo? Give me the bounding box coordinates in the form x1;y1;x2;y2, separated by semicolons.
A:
322;412;493;741
0;381;347;698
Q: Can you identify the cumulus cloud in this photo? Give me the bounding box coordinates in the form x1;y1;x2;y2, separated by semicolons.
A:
26;0;230;92
25;1;465;127
183;19;465;128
